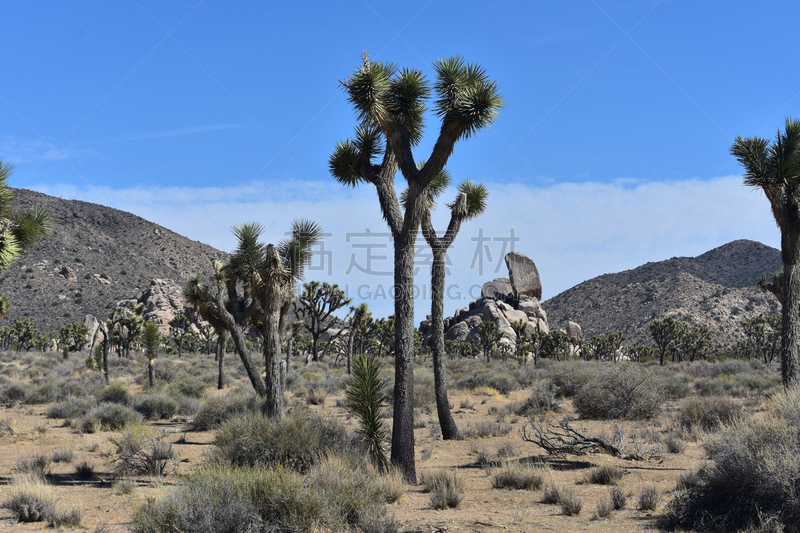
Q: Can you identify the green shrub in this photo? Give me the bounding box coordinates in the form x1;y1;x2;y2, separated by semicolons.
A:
77;402;143;433
210;411;361;474
111;430;176;477
190;390;260;431
678;396;742;431
546;361;598;398
573;365;663;420
515;380;561;415
129;462;395;533
97;383;131;405
47;396;96;419
168;377;206;399
132;393;179;421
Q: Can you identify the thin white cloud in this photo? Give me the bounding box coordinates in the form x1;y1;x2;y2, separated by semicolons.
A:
89;123;252;143
0;136;96;164
30;176;781;323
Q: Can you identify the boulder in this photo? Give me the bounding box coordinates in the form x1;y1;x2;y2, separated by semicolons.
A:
481;278;513;301
517;298;541;318
59;265;77;282
84;314;100;345
445;321;471;342
565;321;583;343
504;252;542;301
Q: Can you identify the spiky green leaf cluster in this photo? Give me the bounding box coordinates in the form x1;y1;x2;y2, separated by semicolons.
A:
732;118;800;189
346;353;389;472
0;161;52;273
434;57;504;140
456;178;489;220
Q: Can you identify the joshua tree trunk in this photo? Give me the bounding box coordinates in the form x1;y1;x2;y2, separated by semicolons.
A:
148;358;155;388
391;234;416;482
780;222;800;386
215;289;267;397
216;331;228;390
430;247;460;440
262;307;284;419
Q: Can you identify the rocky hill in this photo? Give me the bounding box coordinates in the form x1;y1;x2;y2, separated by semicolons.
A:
1;189;227;333
543;240;782;347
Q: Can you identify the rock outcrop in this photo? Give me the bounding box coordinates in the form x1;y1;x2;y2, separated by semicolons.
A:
420;251;549;350
505;252;542;301
115;279;192;334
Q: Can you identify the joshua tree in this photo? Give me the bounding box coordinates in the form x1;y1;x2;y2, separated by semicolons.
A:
649;316;680;366
183;275;230;390
297;281;351;362
186;220;321;418
142;322;161;388
732;118;800;385
330;53;502;481
168;314;191;357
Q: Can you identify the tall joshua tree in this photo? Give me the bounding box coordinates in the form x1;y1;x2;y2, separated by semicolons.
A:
330;53;503;481
732;118;800;386
407;172;487;440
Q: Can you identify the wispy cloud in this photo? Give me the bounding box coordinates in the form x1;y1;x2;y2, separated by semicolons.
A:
89;123;251;143
0;136;96;164
30;176;779;322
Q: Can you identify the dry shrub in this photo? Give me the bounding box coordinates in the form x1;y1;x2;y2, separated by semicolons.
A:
639;485;659;511
678;396;742;431
586;464;624;485
491;461;545;490
420;468;463;509
573;364;663;420
664;386;800;532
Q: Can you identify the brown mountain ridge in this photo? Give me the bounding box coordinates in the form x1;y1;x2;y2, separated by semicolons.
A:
2;189;227;333
543;240;782;347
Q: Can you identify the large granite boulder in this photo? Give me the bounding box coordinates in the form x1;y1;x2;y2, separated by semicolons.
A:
481;278;513;301
565;321;583;343
505;252;542;301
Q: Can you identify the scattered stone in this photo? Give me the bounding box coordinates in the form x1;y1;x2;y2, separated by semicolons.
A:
59;265;77;282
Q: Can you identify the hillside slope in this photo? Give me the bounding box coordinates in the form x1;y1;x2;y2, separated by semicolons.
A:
543;240;782;347
1;189;227;333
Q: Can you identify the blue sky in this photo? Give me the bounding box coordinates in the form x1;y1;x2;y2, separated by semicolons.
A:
2;1;798;323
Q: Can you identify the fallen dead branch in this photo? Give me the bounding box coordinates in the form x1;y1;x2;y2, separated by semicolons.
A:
521;415;659;461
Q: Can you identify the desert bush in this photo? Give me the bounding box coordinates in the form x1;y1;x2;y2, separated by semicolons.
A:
51;448;74;463
664;387;800;532
573;364;663;420
14;454;51;480
738;372;781;395
47;506;83;527
675;468;702;491
663;434;686;454
459;420;512;439
458;368;519;395
2;475;56;523
168;376;206;399
26;379;60;404
610;487;629;510
638;485;659;511
546;360;598;398
306;386;327;405
74;461;95;480
657;371;691;399
678;396;742;431
1;381;29;404
586;464;624;485
190;389;260;431
47;396;96;419
595;498;613;519
559;486;582;516
541;483;562;504
129;462;396;533
77;402;143;433
694;377;732;397
420;468;463;509
111;429;176;477
97;383;131;405
491;461;544;490
132;393;179;420
210;411;360;473
515;380;561;415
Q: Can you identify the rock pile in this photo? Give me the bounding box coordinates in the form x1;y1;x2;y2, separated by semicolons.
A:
420;252;550;347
